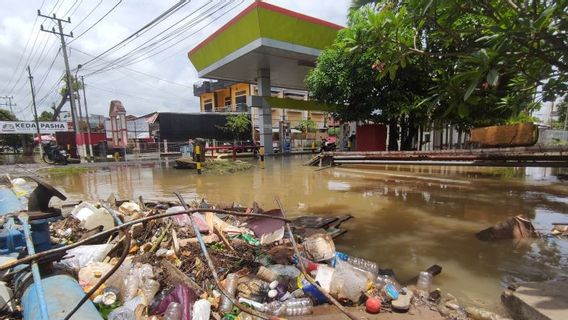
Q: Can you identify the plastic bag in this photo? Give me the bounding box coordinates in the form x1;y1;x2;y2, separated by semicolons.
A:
329;260;369;302
60;244;113;270
151;284;197;320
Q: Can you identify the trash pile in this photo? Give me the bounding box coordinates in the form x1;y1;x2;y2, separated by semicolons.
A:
0;176;475;320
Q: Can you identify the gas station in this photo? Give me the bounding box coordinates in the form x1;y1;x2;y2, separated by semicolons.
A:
187;1;341;154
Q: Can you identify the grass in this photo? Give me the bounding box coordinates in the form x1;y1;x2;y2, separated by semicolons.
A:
204;160;254;174
39;166;94;175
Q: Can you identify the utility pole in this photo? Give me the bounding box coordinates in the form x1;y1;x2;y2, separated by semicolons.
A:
38;10;86;162
0;96;16;114
27;66;43;157
564;106;568;131
81;76;94;158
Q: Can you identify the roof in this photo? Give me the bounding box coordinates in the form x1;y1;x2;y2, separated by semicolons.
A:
109;100;126;116
187;1;342;90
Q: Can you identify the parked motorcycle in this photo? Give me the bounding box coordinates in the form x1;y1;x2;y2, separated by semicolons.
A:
320;140;337;152
41;141;69;165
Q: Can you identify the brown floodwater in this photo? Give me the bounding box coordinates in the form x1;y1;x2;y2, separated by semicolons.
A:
42;156;568;313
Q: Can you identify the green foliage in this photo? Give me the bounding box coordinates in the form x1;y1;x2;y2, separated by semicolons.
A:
219;113;251;140
506;113;539;125
38;111;53;121
308;0;567;131
296;119;316;133
204;160;253;174
0;109;16;121
59;75;83;97
0;109;31;153
552;98;568;129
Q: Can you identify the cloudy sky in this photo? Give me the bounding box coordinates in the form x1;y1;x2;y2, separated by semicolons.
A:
0;0;350;120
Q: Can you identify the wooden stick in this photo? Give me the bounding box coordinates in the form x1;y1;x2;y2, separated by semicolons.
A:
275;197;359;320
175;192;279;320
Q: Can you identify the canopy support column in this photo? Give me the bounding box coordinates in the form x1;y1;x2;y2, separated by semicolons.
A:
257;68;273;155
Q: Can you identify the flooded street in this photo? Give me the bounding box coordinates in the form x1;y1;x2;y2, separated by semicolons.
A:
43;156;568;313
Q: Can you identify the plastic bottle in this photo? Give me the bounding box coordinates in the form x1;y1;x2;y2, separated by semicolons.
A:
141;279;160;305
284;298;313;316
108;307;135;320
163;302;182;320
329;260;370;303
335;252;379;276
192;299;211;320
122;268;140;302
219;273;238;313
417;271;433;292
238;298;312;316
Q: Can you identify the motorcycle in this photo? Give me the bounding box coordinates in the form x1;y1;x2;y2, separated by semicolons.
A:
41;141;69;165
320;140;337;152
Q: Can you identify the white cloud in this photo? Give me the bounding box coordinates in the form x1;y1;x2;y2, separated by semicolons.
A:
0;0;350;120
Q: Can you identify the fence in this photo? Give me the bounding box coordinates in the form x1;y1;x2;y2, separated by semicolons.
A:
537;129;568;146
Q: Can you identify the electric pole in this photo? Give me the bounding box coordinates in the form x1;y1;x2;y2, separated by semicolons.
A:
38;10;86;161
0;96;16;114
81;76;93;158
27;66;43;157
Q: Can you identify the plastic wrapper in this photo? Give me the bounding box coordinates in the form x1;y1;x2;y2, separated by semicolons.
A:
59;244;113;270
151;284;197;320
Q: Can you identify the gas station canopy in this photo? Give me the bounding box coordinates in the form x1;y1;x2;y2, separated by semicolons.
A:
187;1;342;90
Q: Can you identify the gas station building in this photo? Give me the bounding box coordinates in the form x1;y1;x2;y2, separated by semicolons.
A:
187;1;342;154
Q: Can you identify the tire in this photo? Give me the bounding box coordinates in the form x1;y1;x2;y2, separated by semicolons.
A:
42;153;55;164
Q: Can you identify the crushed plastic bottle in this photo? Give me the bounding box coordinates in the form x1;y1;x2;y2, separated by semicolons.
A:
141;279;160;305
107;306;135;320
192;299;212;320
163;302;182;320
122;268;140;302
219;273;238;313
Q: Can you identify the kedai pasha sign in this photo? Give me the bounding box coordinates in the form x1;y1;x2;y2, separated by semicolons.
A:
0;121;70;134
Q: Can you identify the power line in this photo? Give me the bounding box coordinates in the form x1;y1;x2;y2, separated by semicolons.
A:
88;84;176;106
62;0;82;18
70;0;104;32
79;0;190;68
85;0;219;73
36;49;62;94
68;0;123;43
70;47;194;89
5;0;64;94
86;0;245;76
0;0;45;92
121;0;243;68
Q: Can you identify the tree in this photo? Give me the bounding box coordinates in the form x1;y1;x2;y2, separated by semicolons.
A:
296;118;317;145
553;97;568;130
348;0;566;119
0;109;33;154
306;6;434;150
52;76;83;121
308;0;567;149
39;111;53;121
220;113;251;142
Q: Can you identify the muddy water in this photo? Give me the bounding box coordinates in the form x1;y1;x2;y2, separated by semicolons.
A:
43;156;568;312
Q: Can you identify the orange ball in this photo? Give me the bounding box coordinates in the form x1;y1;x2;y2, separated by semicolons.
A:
366;296;381;314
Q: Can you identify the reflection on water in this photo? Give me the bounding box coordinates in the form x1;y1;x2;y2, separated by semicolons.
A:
42;156;568;312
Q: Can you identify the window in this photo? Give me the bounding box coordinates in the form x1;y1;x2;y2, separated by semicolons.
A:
224;97;231;106
203;99;213;112
235;90;247;105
